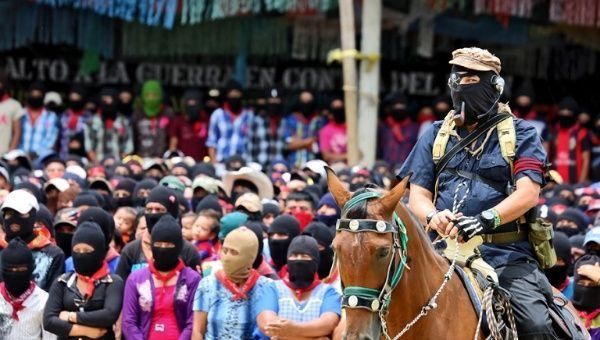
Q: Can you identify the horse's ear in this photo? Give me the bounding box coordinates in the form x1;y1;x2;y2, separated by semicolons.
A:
378;173;411;216
325;166;351;209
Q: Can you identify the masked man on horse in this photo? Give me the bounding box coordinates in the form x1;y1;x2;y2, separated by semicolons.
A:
398;47;558;339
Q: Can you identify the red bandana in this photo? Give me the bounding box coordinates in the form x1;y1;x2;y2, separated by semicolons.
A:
27;231;52;250
579;308;600;328
215;269;260;300
282;273;321;300
67;109;85;130
385;116;409;142
0;281;35;320
76;262;110;299
148;259;184;288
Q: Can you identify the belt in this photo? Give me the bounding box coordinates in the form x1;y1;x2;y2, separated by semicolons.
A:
481;230;528;244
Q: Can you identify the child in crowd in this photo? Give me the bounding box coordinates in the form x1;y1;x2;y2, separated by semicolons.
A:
181;212;198;242
114;206;137;244
193;209;221;262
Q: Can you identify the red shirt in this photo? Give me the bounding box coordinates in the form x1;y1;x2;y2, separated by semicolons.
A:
168;115;208;161
554;125;591;183
148;285;180;340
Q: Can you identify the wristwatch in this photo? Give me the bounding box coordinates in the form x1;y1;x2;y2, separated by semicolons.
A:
481;209;501;229
426;210;438;225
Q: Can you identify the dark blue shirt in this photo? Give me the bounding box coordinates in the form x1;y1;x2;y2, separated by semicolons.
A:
398;117;547;268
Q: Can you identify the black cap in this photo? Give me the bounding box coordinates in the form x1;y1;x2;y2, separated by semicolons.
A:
78;207;115;248
303;222;334;247
146;186;179;218
151;215;183;254
287;235;320;263
1;238;33;273
195;194;222;214
269;215;300;238
72;221;108;255
262;202;280;217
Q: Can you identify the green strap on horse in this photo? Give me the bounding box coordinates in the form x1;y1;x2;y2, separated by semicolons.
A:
339;191;409;312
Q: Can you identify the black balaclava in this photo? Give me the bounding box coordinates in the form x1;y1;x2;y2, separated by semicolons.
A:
245;221;267;269
132;179;158;207
1;238;34;297
71;222;108;277
450;65;499;125
78;207;115;249
151;215;183;271
331;105;345;124
572;254;600;311
557;97;578;129
4;208;36;244
99;88;119;122
145;186;179;233
303;222;335;279
268;215;301;270
114;178;137;207
297;92;316;117
68;84;86;112
544;231;572;288
384;92;409;121
182;89;203;122
225;79;243;113
557;208;589;237
287;235;320;289
27;82;46;109
118;89;133;117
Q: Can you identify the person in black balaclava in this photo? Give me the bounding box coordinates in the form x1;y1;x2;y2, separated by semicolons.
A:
224;79;244;115
244;221;280;279
99;88;119;124
1;189;39;244
144;185;179;233
448;64;501;126
171;89;209;162
26;81;46;112
571;252;600;314
303;222;334;279
268;215;300;272
73;194;100;209
118;88;134;117
150;215;183;272
71;221;108;277
544;231;573;290
1;238;35;300
286;235;320;289
204;88;221;116
556;208;589;237
132;179;158;207
114;178;136;207
246;88;287;167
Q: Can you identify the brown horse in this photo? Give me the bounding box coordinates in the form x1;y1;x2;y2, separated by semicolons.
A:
327;169;481;340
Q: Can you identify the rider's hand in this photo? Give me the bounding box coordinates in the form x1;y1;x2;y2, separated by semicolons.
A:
428;209;456;234
452;214;494;241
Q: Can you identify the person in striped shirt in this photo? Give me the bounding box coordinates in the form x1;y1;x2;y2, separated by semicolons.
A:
18;82;59;160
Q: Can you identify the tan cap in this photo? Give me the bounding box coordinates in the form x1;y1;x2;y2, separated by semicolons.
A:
235;192;262;213
449;47;501;74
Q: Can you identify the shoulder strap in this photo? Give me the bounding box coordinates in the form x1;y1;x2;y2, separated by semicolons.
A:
496;103;516;165
435;113;512;176
432;111;456;164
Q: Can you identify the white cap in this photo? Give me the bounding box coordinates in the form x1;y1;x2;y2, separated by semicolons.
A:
303;159;328;179
1;189;39;214
44;91;62;106
66;165;87;180
44;178;70;192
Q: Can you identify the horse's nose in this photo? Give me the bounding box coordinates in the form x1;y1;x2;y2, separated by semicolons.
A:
342;333;373;340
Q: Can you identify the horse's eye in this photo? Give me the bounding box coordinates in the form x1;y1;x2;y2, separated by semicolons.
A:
376;247;390;259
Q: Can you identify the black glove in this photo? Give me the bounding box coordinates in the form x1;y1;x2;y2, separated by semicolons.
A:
455;213;495;241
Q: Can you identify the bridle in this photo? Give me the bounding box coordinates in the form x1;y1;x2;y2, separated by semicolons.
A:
337;191;409;314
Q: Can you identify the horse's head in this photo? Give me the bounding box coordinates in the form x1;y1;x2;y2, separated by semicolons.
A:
326;167;410;340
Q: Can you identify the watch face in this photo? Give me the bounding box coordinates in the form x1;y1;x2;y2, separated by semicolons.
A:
482;210;494;221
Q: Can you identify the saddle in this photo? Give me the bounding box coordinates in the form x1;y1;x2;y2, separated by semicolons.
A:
441;237;589;340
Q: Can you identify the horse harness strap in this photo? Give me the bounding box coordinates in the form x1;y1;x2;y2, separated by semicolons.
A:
339;192;409;313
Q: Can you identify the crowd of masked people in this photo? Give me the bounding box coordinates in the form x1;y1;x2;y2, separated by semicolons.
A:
0;71;598;339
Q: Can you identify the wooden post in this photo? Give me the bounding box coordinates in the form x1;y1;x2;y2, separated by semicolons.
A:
338;0;359;166
357;0;381;167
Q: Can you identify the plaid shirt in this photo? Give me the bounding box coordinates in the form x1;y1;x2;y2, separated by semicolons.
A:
281;113;327;168
58;110;95;159
246;114;286;167
19;109;59;156
85;115;134;160
206;107;253;162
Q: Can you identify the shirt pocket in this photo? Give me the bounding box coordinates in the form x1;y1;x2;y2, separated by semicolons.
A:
478;154;510;183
